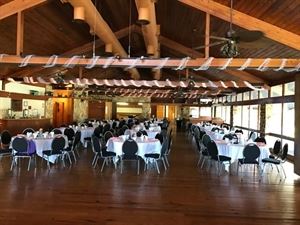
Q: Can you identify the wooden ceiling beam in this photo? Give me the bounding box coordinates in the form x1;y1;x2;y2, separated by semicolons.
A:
16;11;24;56
205;13;210;58
179;0;300;51
0;0;46;20
1;55;298;69
135;0;160;79
65;0;140;79
9;26;132;78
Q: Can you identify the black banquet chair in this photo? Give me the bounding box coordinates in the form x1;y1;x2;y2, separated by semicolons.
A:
121;139;140;175
42;135;66;170
10;136;36;171
262;143;288;180
237;143;261;181
1;130;12;150
207;140;231;176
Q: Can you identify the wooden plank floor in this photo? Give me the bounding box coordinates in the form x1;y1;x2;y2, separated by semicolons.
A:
1;127;300;225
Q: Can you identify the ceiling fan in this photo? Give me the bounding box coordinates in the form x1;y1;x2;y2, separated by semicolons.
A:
194;0;265;57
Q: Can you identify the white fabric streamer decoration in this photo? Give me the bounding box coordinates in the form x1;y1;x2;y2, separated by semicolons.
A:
0;54;7;62
244;81;265;91
121;79;129;87
237;58;252;70
194;57;214;71
104;79;112;86
257;58;271;71
174;57;190;70
154;57;169;70
143;80;151;87
29;77;38;84
208;81;218;88
220;81;228;88
44;55;58;68
218;58;233;70
23;77;30;83
231;81;239;88
63;56;80;68
85;56;100;69
130;80;142;87
103;57;114;69
93;79;101;86
166;79;176;88
179;81;187;88
19;55;34;67
49;78;57;84
114;79;121;86
284;63;300;72
125;58;139;70
202;82;207;88
273;58;287;71
154;80;165;87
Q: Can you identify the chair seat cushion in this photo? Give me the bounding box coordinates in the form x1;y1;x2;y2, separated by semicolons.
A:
102;151;116;157
43;150;62;156
84;137;91;141
201;150;209;156
0;149;12;155
144;153;160;159
122;155;139;160
262;158;280;164
212;155;231;162
238;158;259;164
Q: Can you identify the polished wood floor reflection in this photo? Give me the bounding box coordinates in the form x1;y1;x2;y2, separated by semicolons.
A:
1;128;300;225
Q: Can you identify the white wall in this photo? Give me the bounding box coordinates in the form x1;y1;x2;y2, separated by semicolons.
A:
5;82;45;95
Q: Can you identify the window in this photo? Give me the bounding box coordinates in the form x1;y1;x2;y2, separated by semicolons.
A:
226;96;231;102
266;103;282;134
231;95;236;102
284;82;295;96
190;107;199;118
270;84;283;97
237;93;243;101
251;91;258;100
233;106;242;126
282;103;294;138
216;106;222;118
242;105;249;128
225;106;231;124
249;105;259;130
200;107;211;117
259;89;268;98
282;139;294;156
243;92;250;101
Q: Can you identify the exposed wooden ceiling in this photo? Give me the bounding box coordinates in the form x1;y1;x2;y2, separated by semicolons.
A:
0;0;299;93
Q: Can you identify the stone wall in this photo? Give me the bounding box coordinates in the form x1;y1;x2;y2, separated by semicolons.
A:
73;99;88;122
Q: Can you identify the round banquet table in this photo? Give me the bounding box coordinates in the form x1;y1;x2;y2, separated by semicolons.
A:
106;137;161;160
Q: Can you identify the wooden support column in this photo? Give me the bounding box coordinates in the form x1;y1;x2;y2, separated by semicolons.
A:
16;11;24;56
294;76;300;175
259;104;266;135
229;105;233;128
205;13;210;58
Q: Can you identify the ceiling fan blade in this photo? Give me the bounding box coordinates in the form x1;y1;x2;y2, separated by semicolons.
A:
239;37;271;49
210;35;230;41
238;30;264;42
194;41;226;50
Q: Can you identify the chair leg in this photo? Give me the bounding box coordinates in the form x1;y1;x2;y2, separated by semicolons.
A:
161;157;167;171
200;157;206;169
217;161;221;176
155;160;160;174
27;157;32;171
100;158;106;172
120;159;123;174
144;158;148;171
47;157;50;170
280;164;287;179
92;154;97;166
66;153;72;165
10;156;15;171
137;159;140;175
93;155;99;168
164;155;170;167
72;151;77;163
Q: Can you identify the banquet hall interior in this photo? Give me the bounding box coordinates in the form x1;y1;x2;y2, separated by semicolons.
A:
0;0;300;224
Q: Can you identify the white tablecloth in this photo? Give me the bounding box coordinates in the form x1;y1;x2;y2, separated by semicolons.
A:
146;130;159;139
106;137;161;160
59;127;94;145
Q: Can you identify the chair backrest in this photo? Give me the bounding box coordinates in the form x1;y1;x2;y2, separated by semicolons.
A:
211;127;220;132
155;133;164;144
12;136;28;153
281;143;288;161
136;131;142;137
273;140;281;155
51;135;66;152
112;121;117;129
104;131;114;143
254;136;267;144
207;140;218;158
22;128;35;135
52;128;62;135
71;131;81;150
1;130;12;145
122;139;138;158
202;134;211;147
141;130;147;136
91;135;102;154
117;129;124;136
124;129;131;136
93;125;103;138
243;143;260;161
248;131;256;141
235;129;243;134
64;128;75;141
103;123;111;134
122;125;129;131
